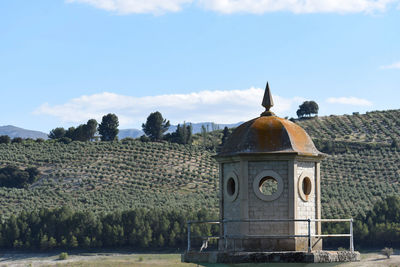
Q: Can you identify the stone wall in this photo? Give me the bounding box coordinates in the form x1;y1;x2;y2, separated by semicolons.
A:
223;162;241;233
247;160;289;235
221;158;320;252
296;161;316;235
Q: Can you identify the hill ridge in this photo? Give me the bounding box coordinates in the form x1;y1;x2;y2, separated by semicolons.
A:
0;108;399;220
0;125;48;139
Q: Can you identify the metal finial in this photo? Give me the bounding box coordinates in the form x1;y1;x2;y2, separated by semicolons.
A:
261;82;275;116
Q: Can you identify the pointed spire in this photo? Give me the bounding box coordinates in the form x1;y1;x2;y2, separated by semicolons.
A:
262;82;274;111
261;82;275;116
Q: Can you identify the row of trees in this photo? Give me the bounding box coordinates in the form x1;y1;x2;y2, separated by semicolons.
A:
324;195;400;248
140;111;194;145
164;123;193;145
6;101;321;145
4;111;230;148
0;196;398;250
47;112;194;145
0;207;215;250
0;165;40;188
49;114;119;142
0;136;26;144
354;195;400;247
49;119;98;141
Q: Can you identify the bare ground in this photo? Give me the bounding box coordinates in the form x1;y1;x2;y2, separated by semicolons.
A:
0;251;399;267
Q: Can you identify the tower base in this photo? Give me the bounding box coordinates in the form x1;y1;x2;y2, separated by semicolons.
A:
182;250;360;264
220;237;323;252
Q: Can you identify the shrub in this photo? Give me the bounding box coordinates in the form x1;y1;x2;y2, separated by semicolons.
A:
59;252;68;260
11;137;23;143
121;137;135;144
139;135;150;142
0;165;40;188
381;247;393;259
58;137;72;144
0;135;11;144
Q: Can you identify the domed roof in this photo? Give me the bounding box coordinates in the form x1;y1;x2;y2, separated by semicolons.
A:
218;83;323;157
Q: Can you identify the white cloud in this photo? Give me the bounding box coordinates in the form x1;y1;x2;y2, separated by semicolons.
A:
326;97;373;106
66;0;193;14
379;61;400;69
66;0;399;14
33;88;304;128
198;0;398;14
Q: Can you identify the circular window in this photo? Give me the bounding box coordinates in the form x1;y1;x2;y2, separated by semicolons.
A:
298;173;313;202
253;170;284;201
259;176;278;196
224;171;239;202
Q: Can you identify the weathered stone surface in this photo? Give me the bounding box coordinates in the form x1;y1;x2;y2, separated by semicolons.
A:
313;250;361;263
182;251;361;264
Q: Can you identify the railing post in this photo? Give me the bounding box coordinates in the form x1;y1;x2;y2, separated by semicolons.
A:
307;219;311;253
224;220;227;250
187;222;191;252
350;218;354;252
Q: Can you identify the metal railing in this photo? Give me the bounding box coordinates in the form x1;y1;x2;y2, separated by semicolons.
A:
187;218;354;253
313;218;354;252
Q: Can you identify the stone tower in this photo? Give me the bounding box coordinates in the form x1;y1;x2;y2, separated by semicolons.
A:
215;83;325;252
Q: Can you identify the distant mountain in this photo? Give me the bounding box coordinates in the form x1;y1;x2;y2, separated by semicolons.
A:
118;121;242;139
0;125;48;139
168;122;243;134
0;122;242;140
118;129;144;139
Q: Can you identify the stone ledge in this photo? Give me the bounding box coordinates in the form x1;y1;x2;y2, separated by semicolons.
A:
182;250;360;263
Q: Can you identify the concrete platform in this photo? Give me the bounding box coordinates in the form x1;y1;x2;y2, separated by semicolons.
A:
182;250;360;264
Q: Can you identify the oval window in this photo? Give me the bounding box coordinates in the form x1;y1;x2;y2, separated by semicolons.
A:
298;173;313;202
227;177;236;196
302;177;312;196
224;172;239;202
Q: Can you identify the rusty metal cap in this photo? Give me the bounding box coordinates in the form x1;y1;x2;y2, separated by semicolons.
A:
217;83;323;158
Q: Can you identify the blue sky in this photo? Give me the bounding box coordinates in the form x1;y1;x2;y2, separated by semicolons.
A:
1;0;399;132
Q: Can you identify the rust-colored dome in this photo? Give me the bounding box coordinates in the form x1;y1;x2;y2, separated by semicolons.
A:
218;115;322;157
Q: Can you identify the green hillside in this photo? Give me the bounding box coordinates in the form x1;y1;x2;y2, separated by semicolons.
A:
297;109;400;144
0;109;399;220
0;141;219;219
298;110;400;218
317;141;399;218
